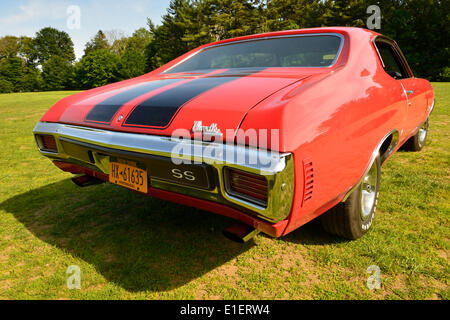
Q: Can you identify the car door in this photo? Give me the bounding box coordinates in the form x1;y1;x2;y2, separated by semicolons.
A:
374;39;426;139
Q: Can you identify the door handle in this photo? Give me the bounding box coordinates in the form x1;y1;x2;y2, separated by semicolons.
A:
406;90;414;96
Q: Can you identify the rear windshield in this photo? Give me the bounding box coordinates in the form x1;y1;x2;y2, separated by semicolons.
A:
165;34;343;73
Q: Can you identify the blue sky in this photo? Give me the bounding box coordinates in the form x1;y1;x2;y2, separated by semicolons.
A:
0;0;171;60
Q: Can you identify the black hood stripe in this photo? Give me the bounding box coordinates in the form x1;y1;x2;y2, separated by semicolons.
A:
123;76;240;128
85;79;183;123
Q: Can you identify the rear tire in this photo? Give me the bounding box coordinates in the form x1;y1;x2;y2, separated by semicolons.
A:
321;154;381;239
402;118;429;152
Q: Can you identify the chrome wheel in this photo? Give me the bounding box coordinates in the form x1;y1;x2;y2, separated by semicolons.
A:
360;162;378;220
401;117;430;152
417;119;429;148
321;154;381;240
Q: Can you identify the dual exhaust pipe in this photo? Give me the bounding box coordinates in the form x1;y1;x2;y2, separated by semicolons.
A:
222;224;261;243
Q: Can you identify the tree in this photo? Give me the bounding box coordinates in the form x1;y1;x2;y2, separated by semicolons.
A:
30;27;75;66
104;30;127;47
0;57;41;92
321;0;367;27
209;0;262;39
0;36;22;59
112;28;153;70
20;67;42;92
42;56;75;90
75;49;119;89
84;30;110;56
127;28;153;53
110;37;129;56
145;0;263;70
264;0;327;31
0;79;14;93
0;36;34;64
145;1;193;69
0;36;41;92
118;47;147;80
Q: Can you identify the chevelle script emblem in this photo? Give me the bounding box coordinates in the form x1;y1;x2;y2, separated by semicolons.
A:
192;121;223;137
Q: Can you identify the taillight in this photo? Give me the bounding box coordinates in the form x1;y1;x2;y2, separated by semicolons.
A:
225;168;268;207
35;134;58;153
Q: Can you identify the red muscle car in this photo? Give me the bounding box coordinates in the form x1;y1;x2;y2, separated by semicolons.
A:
33;27;434;241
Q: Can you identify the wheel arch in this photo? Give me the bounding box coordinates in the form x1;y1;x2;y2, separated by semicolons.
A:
342;129;399;202
379;130;399;164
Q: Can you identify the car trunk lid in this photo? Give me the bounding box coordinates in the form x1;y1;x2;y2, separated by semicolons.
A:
53;69;314;141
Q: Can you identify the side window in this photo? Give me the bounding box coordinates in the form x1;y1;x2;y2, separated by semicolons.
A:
375;41;410;79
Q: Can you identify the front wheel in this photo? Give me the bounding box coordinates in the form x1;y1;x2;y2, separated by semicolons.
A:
321;154;381;239
402;118;429;151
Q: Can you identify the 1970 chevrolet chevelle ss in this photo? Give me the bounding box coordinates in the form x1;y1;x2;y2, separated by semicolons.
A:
33;27;434;241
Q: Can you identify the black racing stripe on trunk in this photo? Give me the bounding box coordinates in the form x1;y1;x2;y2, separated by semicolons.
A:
123;76;240;128
85;79;182;123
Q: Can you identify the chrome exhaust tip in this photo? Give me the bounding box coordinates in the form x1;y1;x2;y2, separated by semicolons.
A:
223;224;261;243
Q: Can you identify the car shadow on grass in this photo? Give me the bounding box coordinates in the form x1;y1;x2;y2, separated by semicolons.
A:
280;218;351;245
0;179;254;292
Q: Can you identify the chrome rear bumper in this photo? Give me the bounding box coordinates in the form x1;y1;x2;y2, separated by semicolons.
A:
33;122;295;223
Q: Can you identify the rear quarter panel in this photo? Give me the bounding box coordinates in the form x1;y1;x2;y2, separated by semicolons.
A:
240;29;410;235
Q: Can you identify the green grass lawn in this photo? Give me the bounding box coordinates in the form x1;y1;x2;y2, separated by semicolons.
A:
0;85;448;300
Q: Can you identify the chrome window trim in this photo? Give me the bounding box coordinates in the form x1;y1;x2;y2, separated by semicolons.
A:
372;35;414;79
33;122;295;223
163;33;345;74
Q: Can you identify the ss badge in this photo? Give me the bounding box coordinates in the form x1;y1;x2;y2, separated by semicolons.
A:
172;168;196;181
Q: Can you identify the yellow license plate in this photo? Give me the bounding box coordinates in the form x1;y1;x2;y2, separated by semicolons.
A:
109;160;148;193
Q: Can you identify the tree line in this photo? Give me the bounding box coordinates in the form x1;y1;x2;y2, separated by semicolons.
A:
0;0;448;93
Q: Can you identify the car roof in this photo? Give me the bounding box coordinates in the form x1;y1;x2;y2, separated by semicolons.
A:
200;27;382;49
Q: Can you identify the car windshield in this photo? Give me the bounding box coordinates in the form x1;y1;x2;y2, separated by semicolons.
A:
165;34;342;74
